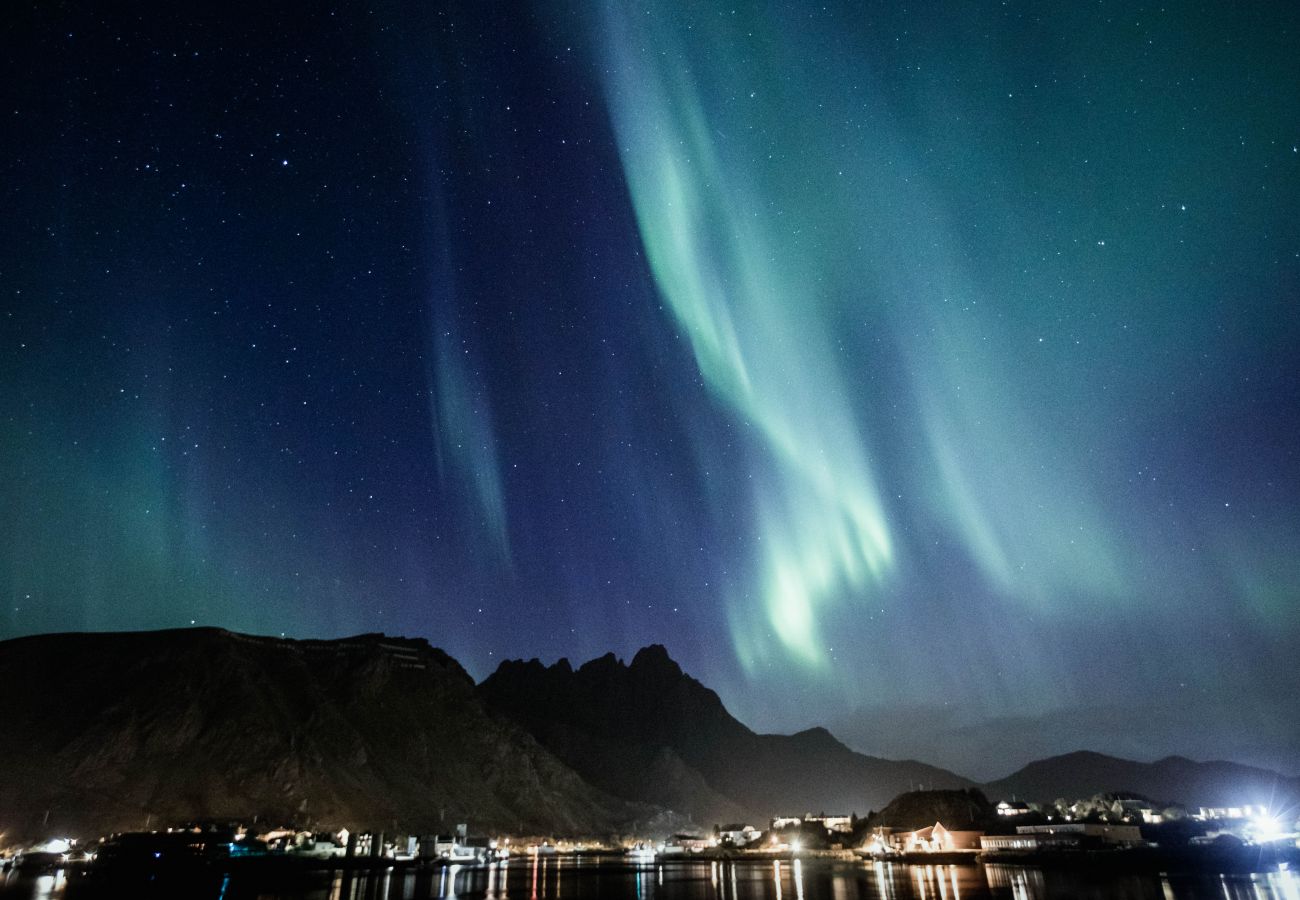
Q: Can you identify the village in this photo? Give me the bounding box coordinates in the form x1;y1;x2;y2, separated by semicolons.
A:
664;794;1296;864
4;790;1295;876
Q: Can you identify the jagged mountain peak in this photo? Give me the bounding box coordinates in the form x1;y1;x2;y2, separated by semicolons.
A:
577;650;624;676
481;647;971;822
630;643;681;673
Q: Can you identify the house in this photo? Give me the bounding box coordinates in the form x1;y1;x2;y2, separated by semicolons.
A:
1117;799;1163;824
996;800;1032;817
867;823;983;855
804;813;854;834
661;834;713;854
769;816;803;830
716;825;761;847
901;822;984;853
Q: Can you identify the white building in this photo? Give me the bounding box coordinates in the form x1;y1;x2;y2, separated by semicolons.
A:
804;813;854;834
1017;823;1145;847
1196;805;1267;821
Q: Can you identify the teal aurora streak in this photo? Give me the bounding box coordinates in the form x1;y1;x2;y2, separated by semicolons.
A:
591;0;1299;697
600;3;894;670
598;1;1118;669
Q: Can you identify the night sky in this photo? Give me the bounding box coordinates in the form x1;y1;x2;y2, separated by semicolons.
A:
3;1;1298;780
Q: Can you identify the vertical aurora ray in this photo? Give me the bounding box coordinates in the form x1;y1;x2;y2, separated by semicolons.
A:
429;331;511;563
420;147;512;564
424;193;511;564
902;307;1130;610
596;2;892;670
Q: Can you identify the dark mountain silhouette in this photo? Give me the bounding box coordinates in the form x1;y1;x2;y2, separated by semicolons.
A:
0;628;661;842
983;750;1300;808
6;629;1295;846
864;789;996;830
478;645;972;824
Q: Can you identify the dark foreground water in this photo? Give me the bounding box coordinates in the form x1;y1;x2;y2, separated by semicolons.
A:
3;857;1298;900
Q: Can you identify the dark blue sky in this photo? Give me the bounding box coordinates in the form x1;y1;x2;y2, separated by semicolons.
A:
3;0;1297;780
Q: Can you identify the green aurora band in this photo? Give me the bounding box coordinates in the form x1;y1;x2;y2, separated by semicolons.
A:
598;3;894;670
591;0;1298;682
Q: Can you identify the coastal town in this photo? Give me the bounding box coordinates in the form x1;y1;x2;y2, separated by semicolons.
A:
4;632;1298;898
4;789;1296;882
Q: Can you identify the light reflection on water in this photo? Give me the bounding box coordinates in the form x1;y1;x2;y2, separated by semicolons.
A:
1;857;1298;900
316;858;1300;900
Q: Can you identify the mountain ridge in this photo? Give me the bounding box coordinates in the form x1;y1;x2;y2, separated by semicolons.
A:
982;748;1300;807
479;649;972;823
0;628;663;841
2;628;1295;843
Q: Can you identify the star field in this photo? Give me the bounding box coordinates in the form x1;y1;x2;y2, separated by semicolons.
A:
2;0;1298;779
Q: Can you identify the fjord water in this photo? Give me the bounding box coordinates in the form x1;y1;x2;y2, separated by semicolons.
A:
4;857;1298;900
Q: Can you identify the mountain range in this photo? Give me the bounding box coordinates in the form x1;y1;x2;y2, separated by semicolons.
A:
478;645;969;825
0;629;656;840
0;628;1295;842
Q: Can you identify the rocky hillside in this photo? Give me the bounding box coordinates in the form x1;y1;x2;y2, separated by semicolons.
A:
479;645;971;825
0;629;658;842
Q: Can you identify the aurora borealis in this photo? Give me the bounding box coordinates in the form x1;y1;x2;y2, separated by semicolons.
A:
2;0;1298;779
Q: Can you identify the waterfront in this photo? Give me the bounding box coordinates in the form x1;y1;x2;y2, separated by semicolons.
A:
2;856;1298;900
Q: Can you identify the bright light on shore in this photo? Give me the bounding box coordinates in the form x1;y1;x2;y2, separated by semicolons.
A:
1250;814;1286;843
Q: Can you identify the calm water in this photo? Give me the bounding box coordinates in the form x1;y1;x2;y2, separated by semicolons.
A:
3;857;1298;900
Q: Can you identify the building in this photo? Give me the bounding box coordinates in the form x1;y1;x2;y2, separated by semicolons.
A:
1117;799;1163;824
904;823;984;853
981;822;1147;853
981;832;1081;852
1196;805;1268;821
996;801;1032;817
716;825;761;847
1022;823;1144;846
769;816;803;830
867;823;984;855
661;834;713;854
804;813;854;834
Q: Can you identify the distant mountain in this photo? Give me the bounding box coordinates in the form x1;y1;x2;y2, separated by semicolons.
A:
479;645;971;825
0;629;661;842
983;750;1300;808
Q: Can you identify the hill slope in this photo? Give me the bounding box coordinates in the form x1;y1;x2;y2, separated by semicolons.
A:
865;789;996;830
479;645;971;825
0;628;656;841
983;750;1300;808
